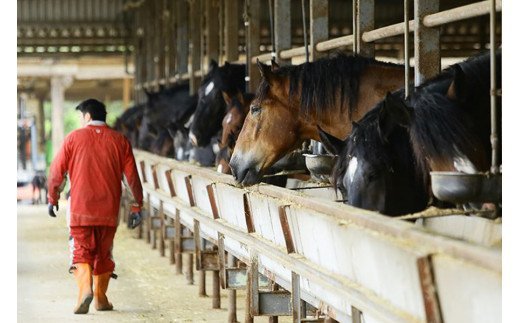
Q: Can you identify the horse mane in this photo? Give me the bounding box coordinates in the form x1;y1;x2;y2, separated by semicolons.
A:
408;50;498;173
256;53;403;118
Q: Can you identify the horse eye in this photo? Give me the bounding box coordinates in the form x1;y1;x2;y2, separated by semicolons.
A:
251;105;261;115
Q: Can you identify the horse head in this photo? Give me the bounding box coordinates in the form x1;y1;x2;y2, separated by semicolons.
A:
189;60;246;148
322;92;428;216
230;60;311;185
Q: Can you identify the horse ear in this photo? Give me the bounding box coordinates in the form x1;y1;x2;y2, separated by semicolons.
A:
317;125;345;155
257;59;272;80
271;59;280;71
221;91;232;106
446;64;468;104
224;61;230;67
378;92;412;140
209;59;219;72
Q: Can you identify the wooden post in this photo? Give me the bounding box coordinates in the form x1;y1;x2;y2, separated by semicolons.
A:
199;269;207;297
212;269;221;309
122;77;131;108
176;0;189;76
228;253;237;322
205;0;220;69
310;0;329;62
168;0;177;81
175;210;183;274
158;201;165;257
224;0;239;62
168;217;176;265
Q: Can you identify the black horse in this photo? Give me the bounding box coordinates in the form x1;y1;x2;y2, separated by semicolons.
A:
189;60;246;148
114;103;145;147
320;50;501;216
138;83;197;156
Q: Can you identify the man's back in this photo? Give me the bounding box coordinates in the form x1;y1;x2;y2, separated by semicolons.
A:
48;123;143;227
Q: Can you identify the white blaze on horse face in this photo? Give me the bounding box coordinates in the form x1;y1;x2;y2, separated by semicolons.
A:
347;157;358;183
453;155;477;174
217;164;223;173
226;114;233;124
204;81;214;96
189;131;198;146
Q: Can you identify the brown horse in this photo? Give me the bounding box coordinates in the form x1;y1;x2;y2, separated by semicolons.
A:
230;53;408;185
215;91;254;174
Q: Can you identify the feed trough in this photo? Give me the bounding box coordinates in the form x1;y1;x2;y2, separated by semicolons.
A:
430;171;502;204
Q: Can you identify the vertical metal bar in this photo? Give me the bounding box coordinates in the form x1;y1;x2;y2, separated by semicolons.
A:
301;0;309;62
189;0;202;94
357;0;374;57
414;0;440;86
177;0;189;76
246;0;261;92
274;0;291;64
352;0;358;54
292;271;301;323
404;0;411;98
219;0;226;64
490;0;499;174
205;0;220;68
310;0;328;61
225;0;239;62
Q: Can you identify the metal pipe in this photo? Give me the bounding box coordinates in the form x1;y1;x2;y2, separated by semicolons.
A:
404;0;410;98
279;46;308;59
490;0;499;174
363;20;415;43
423;0;502;28
315;35;354;52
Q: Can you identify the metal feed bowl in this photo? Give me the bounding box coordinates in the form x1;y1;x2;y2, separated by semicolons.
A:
430;171;502;204
303;154;337;183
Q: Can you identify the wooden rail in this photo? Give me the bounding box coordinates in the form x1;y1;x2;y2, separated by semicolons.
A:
132;150;501;323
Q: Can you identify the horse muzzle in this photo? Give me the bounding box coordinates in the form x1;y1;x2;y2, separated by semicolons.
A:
229;153;262;186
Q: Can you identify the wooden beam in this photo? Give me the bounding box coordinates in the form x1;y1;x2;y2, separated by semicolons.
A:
310;0;328;61
189;0;202;94
246;0;260;92
414;0;440;85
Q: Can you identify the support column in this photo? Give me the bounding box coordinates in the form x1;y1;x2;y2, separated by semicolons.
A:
246;0;260;92
414;0;440;86
353;0;374;57
176;0;189;76
36;94;46;154
204;0;220;70
50;76;73;158
189;0;202;94
224;0;239;62
310;0;328;61
274;0;291;65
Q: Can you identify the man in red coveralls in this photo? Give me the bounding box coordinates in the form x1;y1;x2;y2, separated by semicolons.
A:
47;99;144;314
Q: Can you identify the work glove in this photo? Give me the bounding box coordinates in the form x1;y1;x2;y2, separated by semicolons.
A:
48;203;59;217
128;211;143;229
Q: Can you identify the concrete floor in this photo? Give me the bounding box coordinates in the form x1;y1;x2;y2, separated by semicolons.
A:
17;203;286;322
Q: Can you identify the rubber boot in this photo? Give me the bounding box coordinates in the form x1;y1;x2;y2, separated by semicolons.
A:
94;272;114;311
73;263;93;314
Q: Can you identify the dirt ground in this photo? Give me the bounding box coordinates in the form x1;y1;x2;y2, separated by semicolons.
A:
18;203;289;322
